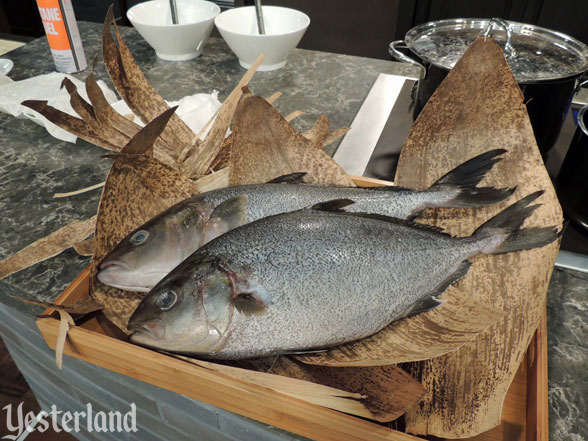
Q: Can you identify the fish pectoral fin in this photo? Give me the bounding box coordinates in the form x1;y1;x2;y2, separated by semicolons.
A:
404;296;447;318
211;195;248;227
233;291;267;317
204;195;249;242
310;199;355;212
266;172;307;184
404;260;472;318
279;348;329;356
431;260;472;296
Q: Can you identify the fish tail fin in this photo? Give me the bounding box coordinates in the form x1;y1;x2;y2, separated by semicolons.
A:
473;191;561;255
431;149;515;208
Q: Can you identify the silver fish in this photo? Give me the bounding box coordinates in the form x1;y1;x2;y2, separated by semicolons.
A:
127;192;558;359
98;149;514;292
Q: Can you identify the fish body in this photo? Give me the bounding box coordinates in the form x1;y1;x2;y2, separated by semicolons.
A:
127;193;558;359
98;150;514;292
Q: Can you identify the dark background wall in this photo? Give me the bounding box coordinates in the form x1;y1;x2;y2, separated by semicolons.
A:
1;0;587;60
396;0;588;46
242;0;588;60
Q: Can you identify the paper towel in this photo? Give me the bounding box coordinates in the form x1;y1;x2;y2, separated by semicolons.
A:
0;72;118;143
0;71;222;144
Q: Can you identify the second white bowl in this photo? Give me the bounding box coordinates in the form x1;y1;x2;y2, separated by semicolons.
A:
127;0;220;61
215;6;310;71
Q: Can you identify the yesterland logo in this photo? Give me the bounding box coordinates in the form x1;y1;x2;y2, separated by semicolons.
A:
2;402;137;440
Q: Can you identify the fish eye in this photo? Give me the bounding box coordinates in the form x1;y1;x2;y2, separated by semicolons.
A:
157;289;177;310
130;230;149;245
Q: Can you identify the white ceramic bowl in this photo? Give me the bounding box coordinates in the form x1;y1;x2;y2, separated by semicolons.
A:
127;0;220;61
214;6;310;71
0;59;13;75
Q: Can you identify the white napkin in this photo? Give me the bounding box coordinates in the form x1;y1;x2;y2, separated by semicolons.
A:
0;71;222;144
0;72;118;143
111;91;222;139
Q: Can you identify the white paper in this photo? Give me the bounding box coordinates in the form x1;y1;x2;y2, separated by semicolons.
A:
0;72;117;143
0;71;221;145
111;91;222;139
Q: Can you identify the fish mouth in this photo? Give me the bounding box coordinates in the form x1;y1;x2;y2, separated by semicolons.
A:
99;259;130;272
128;318;165;341
97;260;153;292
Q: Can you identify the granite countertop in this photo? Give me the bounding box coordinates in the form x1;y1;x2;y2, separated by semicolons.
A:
0;21;585;441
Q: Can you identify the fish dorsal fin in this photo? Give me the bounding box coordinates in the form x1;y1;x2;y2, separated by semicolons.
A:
310;199;450;235
348;212;450;235
233;291;267;317
279;348;329;356
370;186;406;192
310;199;355;212
267;172;307;184
202;195;248;245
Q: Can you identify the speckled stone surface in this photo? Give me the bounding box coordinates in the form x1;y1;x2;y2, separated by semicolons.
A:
0;21;585;440
0;22;415;316
546;268;588;441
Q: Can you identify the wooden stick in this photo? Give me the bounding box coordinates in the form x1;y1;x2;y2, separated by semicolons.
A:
54;182;105;198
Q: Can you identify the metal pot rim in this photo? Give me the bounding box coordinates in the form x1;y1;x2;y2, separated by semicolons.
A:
404;18;588;84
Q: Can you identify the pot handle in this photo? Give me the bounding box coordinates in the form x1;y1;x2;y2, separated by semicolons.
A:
482;18;517;59
389;40;426;78
574;77;588;94
578;105;588;137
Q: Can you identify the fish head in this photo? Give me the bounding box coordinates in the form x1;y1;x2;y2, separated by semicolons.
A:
127;255;234;354
97;201;210;292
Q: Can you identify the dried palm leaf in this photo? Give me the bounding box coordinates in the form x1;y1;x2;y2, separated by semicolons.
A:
54;182;105;198
21;100;120;151
55;309;74;369
284;110;302;121
73;238;95;256
194;167;230;193
61;77;96;123
209;135;233;171
181;54;265;178
12;296;102;315
266;91;282;104
394;36;563;438
85;58;139;139
229;94;355;186
86;59;174;165
90;109;199;331
102;6;194;160
0;216;96;280
230;357;427;422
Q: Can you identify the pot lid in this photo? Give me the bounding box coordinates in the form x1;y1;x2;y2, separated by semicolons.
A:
405;18;588;83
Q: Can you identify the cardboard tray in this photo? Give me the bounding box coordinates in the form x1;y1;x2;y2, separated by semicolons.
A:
36;175;549;441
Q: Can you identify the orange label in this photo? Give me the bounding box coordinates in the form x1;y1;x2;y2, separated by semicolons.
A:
36;0;70;51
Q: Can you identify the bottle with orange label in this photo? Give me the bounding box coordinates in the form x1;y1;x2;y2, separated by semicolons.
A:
35;0;87;73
